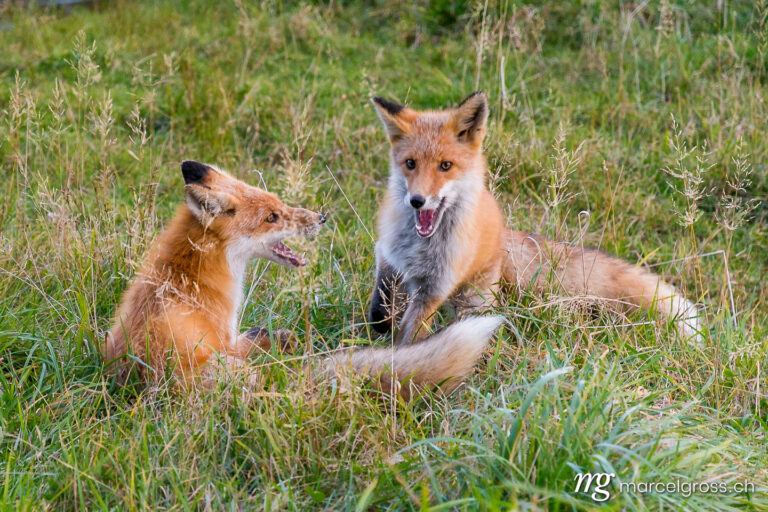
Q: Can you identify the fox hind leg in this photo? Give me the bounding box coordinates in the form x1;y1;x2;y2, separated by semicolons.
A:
451;283;501;319
451;266;503;319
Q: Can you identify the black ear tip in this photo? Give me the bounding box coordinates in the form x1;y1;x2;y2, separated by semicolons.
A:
371;96;404;116
181;160;210;184
459;91;488;107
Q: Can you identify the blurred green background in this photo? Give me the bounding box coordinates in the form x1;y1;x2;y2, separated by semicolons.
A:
1;1;766;510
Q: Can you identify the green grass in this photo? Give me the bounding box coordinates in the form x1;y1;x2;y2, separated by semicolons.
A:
2;0;767;509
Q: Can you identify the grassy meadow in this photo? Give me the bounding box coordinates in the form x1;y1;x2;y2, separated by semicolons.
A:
2;0;768;509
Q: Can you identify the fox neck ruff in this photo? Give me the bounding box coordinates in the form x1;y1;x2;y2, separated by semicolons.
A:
379;171;483;297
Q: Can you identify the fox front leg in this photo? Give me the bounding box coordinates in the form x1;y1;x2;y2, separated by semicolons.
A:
368;250;406;334
394;295;444;345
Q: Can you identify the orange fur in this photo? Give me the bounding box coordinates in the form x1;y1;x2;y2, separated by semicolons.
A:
104;161;504;396
104;162;325;383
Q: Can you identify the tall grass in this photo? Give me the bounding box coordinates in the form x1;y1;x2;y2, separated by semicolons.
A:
1;1;766;510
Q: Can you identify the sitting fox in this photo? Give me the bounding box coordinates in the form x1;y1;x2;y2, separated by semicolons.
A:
367;92;700;345
104;161;502;397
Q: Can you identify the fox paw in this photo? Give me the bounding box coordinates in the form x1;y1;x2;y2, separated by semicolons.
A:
368;306;394;334
272;329;298;353
243;327;298;353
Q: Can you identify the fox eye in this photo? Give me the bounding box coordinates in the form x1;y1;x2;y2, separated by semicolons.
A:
265;213;278;223
439;161;453;171
405;159;416;170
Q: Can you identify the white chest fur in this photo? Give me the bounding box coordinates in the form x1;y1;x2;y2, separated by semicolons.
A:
225;237;260;342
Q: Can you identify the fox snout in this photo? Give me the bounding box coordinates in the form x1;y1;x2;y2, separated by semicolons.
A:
292;209;327;237
315;212;328;232
409;194;425;209
405;193;441;211
404;191;447;238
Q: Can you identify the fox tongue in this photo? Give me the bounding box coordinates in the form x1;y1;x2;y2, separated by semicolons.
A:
417;209;436;236
273;242;306;267
419;210;435;227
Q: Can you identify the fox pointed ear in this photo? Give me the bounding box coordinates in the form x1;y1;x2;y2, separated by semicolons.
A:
371;97;412;142
184;184;237;223
454;91;488;145
181;160;213;185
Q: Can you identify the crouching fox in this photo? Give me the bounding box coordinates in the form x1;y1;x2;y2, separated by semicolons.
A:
368;92;700;345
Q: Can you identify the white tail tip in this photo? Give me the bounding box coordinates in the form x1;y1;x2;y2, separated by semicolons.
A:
677;298;702;343
447;315;505;342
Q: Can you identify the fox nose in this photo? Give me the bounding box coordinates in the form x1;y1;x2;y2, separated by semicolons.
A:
409;195;425;209
318;214;327;224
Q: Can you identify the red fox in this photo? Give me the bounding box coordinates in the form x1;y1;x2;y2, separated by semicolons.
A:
104;160;502;397
368;92;700;345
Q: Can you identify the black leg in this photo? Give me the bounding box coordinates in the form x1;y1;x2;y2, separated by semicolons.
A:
368;258;403;334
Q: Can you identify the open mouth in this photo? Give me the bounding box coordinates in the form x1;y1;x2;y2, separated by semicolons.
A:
414;200;444;238
271;241;306;268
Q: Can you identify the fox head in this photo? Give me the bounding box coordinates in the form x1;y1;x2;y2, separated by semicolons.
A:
181;160;326;268
372;92;489;238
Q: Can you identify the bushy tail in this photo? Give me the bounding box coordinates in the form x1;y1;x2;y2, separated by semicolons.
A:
503;230;701;340
319;316;504;399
